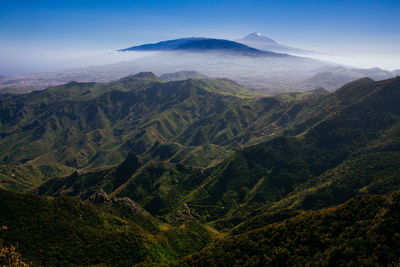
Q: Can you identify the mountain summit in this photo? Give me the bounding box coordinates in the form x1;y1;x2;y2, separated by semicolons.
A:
236;32;315;55
241;32;278;44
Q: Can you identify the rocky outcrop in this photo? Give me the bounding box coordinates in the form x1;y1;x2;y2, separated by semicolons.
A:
89;189;143;214
90;189;109;204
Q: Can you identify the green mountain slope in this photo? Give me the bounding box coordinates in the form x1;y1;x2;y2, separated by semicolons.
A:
186;77;400;228
0;73;259;170
2;75;400;265
0;72;333;190
174;191;400;266
36;153;210;219
0;189;212;266
36;77;400;231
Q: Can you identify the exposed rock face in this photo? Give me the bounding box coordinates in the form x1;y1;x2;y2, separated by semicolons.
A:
89;189;142;214
90;189;109;204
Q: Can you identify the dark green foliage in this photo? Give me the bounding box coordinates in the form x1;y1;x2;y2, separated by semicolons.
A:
289;151;400;210
36;158;208;218
175;191;400;266
0;189;147;266
230;208;301;235
175;77;400;226
3;76;400;265
36;77;400;231
0;189;211;266
116;162;206;216
0;72;350;188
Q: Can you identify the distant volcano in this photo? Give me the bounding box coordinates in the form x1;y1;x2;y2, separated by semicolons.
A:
236;32;316;55
119;37;286;57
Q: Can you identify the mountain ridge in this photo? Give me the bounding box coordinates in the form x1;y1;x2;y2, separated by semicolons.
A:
33;76;400;228
1;75;400;266
120;37;287;57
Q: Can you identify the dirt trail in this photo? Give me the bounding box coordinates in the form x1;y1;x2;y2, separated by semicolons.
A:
183;203;195;219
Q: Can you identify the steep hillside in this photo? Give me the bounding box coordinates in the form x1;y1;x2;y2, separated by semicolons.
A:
0;189;212;266
183;77;400;228
2;76;400;266
36;77;400;230
0;74;246;170
175;191;400;266
0;73;335;190
36;153;209;219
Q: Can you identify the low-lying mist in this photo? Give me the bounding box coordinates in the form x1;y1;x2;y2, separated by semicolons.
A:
0;49;398;94
0;49;154;76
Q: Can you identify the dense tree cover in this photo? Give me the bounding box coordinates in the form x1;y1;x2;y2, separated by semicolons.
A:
0;189;211;266
0;72;333;189
179;77;400;227
36;154;209;219
175;191;400;266
1;76;400;265
0;73;266;169
36;77;400;230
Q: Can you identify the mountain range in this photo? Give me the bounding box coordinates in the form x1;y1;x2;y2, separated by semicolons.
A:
0;32;400;266
32;76;400;225
1;72;400;265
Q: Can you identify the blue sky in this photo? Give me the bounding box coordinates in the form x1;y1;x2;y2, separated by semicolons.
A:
1;0;399;73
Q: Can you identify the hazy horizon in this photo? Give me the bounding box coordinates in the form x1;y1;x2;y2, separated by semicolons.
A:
1;0;399;75
1;35;399;76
